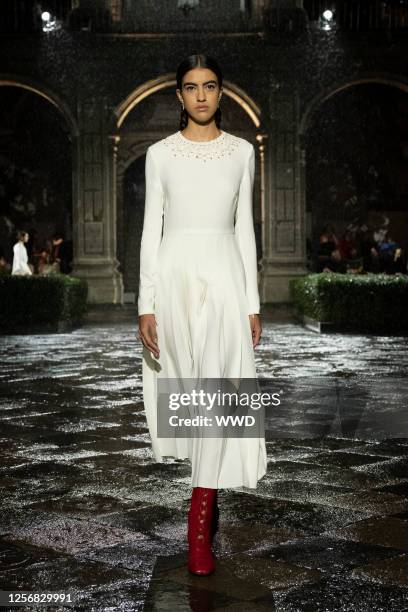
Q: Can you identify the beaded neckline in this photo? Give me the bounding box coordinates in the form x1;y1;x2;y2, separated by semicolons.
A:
162;129;240;162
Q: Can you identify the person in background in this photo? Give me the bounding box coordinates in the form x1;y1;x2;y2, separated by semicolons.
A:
36;239;53;275
0;255;11;274
12;230;33;275
338;229;358;261
319;223;339;249
317;223;345;272
356;224;380;273
49;232;72;273
378;232;404;274
0;244;9;273
338;228;364;273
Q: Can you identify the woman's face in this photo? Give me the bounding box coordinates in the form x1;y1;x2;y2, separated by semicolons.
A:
177;67;222;125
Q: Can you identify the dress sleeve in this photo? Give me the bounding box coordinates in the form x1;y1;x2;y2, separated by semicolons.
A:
137;147;164;315
234;144;260;315
12;244;18;274
12;243;25;274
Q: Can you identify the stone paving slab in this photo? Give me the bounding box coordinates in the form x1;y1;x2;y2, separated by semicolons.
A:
153;558;274;602
213;522;300;556
2;515;148;554
219;491;369;537
352;554;408;588
272;576;408;612
0;540;147;611
331;516;408;550
221;552;322;590
257;534;404;573
259;459;391;490
299;450;394;468
322;490;408;515
29;494;149;518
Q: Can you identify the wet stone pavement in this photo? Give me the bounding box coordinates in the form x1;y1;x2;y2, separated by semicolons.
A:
1;305;408;611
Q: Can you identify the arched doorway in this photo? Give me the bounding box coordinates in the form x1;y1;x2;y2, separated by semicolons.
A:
0;76;77;274
300;75;408;272
113;75;266;304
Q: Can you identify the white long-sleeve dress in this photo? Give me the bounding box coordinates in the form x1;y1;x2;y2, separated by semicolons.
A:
138;129;267;489
12;241;32;275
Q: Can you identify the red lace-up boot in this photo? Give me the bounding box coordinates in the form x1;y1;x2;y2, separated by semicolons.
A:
187;487;217;575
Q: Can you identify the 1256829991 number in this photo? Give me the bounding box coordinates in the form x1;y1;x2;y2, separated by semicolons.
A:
0;592;75;607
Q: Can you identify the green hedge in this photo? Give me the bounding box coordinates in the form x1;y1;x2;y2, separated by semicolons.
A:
289;273;408;334
0;273;88;333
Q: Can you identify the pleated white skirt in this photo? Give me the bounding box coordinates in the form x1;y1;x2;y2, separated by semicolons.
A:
142;229;267;489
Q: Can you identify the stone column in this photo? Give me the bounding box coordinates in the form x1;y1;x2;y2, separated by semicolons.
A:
260;84;308;303
71;96;124;304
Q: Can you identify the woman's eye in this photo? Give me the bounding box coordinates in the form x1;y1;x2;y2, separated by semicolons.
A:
184;85;216;91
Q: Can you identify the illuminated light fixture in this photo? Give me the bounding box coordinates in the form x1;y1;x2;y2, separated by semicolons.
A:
320;8;335;30
41;11;61;32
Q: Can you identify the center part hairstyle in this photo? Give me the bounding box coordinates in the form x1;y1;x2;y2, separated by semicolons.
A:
176;53;224;130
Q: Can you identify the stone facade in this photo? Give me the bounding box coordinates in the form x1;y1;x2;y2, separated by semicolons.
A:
0;1;407;303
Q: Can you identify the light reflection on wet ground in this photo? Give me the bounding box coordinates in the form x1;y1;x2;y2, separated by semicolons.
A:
0;308;408;611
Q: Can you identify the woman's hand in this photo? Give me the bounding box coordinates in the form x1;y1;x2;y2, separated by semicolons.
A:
138;314;160;359
249;314;262;348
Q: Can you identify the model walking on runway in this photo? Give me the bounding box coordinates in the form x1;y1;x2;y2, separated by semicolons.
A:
138;54;267;575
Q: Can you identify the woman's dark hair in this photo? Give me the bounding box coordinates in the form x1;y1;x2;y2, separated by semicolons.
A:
17;230;28;240
176;54;223;130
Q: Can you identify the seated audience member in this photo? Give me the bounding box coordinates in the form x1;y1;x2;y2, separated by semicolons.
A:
37;245;52;275
357;224;380;273
49;232;72;274
338;229;359;260
378;232;404;274
0;255;11;274
0;244;11;273
338;227;365;273
38;238;58;275
317;223;346;273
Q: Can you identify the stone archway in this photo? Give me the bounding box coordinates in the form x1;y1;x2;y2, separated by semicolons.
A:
0;75;77;275
299;73;408;272
1;77;126;304
0;74;78;136
111;74;268;305
261;73;408;304
299;74;408;136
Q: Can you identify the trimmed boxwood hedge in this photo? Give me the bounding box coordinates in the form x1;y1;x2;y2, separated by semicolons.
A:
289;273;408;334
0;273;88;333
